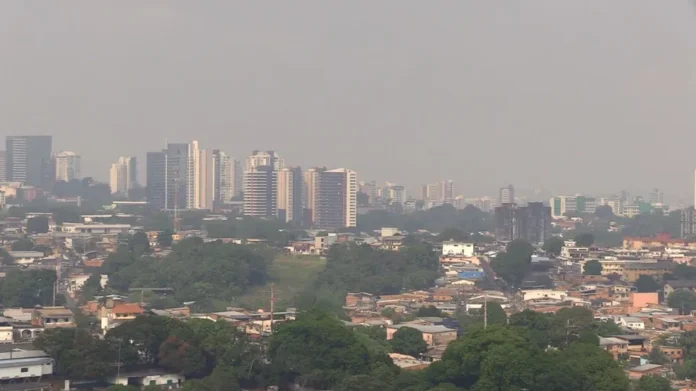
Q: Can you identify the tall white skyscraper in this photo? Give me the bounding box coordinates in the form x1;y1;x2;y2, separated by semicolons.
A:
243;151;282;217
53;151;81;182
109;157;137;195
212;150;235;206
185;141;213;210
277;168;295;223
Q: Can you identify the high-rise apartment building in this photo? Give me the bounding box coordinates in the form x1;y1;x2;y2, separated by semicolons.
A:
53;151;81;182
648;188;664;205
359;181;378;206
0;151;6;182
277;168;295;223
384;183;406;205
314;168;357;229
109;157;137;195
6;136;52;187
494;202;551;244
243;150;284;217
681;207;696;239
243;165;277;217
147;141;214;211
550;195;597;218
442;180;454;205
499;185;515;205
246;150;283;171
212;150;235;207
233;159;243;198
303;168;322;226
193;147;213;210
146;151;167;210
422;183;442;208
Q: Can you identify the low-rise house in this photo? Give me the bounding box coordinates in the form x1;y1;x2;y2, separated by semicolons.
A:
99;302;144;332
627;364;666;380
8;251;45;265
386;324;457;347
31;307;75;329
441;240;474;257
664;281;696;296
108;369;184;388
381;236;405;251
616;316;645;330
660;346;684;364
599;337;628;360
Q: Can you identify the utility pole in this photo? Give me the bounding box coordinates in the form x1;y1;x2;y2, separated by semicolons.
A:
52;281;56;307
269;283;275;334
484;292;488;329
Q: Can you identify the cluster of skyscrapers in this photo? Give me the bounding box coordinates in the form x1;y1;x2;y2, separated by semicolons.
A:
0;136;83;188
144;143;357;229
494;202;552;244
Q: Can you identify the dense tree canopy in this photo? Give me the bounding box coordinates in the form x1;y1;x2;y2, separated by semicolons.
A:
102;237;272;306
490;240;533;288
390;327;428;357
356;204;493;234
542;236;564;256
314;243;439;295
11;238;35;251
636;275;661;293
0;269;64;307
424;325;628;391
583;260;603;275
38;316;264;389
574;233;595;247
26;216;49;234
668;290;696;315
269;310;387;389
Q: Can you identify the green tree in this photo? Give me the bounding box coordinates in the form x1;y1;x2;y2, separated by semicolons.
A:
668;290;696;314
490;240;533;287
417;306;444;318
647;346;669;365
638;374;671;391
158;229;174;247
574;233;595;247
34;328;112;379
129;231;151;254
594;205;614;219
636;275;661;293
11;238;35;251
158;336;208;377
108;386;139;391
26;216;49;234
583;260;602;275
269;310;374;389
389;327;428;357
479;302;507;326
542;236;564;256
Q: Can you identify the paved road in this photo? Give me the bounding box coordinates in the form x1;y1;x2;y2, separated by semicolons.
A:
478;255;506;291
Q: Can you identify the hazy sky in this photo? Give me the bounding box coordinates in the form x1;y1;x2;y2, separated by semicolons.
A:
1;1;695;202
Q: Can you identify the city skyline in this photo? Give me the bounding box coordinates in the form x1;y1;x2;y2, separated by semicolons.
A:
2;2;696;202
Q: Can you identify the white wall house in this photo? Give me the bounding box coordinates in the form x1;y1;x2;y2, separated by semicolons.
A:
0;357;53;380
442;241;474;257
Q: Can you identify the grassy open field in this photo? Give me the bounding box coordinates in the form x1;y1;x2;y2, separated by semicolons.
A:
232;254;327;311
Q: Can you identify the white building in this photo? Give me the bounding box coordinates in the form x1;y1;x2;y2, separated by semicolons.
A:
53;151;81;182
441;241;474;257
8;251;46;265
109;157;137;195
61;223;131;234
276;168;295;223
108;370;184;388
0;357;53;380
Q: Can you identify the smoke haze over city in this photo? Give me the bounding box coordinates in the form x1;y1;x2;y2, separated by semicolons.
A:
1;1;695;201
